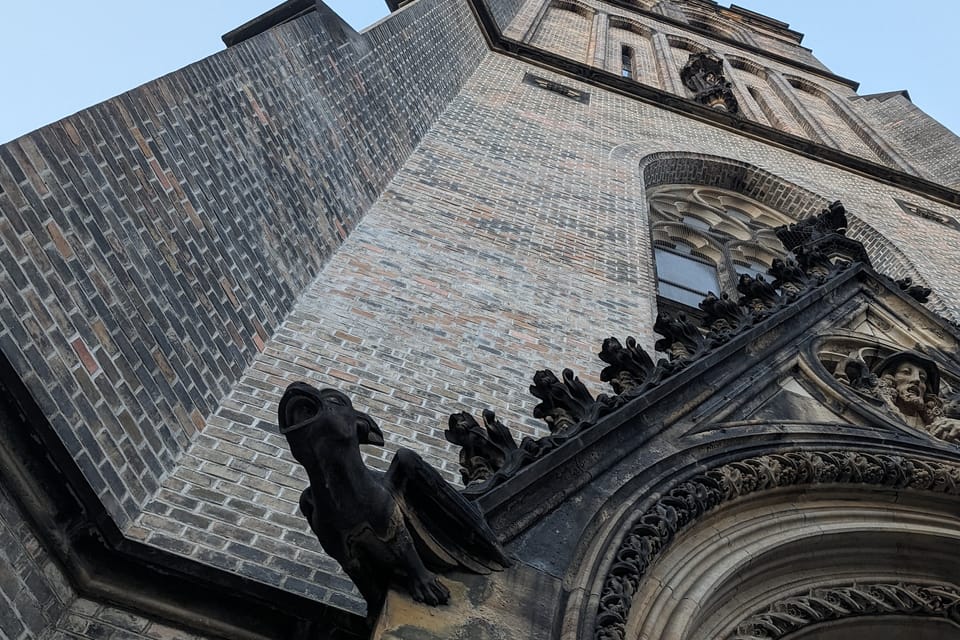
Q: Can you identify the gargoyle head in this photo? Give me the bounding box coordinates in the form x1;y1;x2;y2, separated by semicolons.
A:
278;382;384;464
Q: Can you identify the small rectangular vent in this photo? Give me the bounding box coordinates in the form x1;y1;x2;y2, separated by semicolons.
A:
523;73;590;104
894;198;960;232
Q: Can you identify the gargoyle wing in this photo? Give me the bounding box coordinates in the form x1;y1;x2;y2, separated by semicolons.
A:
384;449;510;574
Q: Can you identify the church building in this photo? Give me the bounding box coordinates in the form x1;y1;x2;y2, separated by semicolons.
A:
1;0;960;638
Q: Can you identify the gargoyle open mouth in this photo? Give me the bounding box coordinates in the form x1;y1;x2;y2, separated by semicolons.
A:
278;383;322;434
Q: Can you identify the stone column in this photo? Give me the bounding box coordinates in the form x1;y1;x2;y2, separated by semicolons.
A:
652;31;684;95
591;12;609;69
767;72;837;145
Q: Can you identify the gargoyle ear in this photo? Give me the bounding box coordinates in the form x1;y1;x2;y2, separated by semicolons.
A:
357;414;385;446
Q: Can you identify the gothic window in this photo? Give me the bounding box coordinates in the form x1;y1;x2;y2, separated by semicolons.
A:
621;45;635;78
649;185;793;315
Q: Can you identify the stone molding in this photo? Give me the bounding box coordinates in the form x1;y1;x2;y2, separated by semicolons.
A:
728;582;960;639
593;451;960;640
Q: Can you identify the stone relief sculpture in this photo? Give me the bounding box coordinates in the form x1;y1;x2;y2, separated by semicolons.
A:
277;382;509;610
679;52;739;113
872;351;960;443
828;347;960;444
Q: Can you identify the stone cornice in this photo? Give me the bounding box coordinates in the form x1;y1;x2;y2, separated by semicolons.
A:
466;0;960;209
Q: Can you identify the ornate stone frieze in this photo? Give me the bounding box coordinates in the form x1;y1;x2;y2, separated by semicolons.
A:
679;52;740;114
277;383;509;610
593;451;960;640
729;582;960;639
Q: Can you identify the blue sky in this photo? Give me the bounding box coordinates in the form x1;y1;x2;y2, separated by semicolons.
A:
0;1;956;144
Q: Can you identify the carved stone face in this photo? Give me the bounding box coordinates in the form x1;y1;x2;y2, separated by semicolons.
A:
278;383;384;466
892;362;928;415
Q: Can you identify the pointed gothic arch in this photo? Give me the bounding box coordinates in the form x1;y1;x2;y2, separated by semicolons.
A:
556;447;960;640
632;152;937;310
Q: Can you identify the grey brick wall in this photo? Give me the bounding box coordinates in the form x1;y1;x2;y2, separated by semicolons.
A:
0;482;75;640
509;0;932;177
485;0;531;32
133;50;960;613
2;0;959;627
0;0;485;528
853;93;960;189
40;599;215;640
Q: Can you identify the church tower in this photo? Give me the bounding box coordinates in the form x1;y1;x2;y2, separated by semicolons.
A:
1;0;959;638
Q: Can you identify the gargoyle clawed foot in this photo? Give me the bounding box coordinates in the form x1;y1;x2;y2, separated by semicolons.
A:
409;571;450;606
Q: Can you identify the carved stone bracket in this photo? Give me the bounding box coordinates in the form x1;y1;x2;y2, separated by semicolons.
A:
680;52;740;114
594;451;960;640
729;582;960;639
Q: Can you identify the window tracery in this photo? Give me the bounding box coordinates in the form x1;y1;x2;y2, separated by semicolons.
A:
649;185;793;313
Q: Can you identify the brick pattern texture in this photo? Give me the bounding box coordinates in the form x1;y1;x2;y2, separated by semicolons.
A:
1;0;960;628
0;0;485;529
138;48;960;612
511;0;960;184
40;599;214;640
0;483;75;640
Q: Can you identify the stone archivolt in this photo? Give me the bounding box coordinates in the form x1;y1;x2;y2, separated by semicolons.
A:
729;582;960;640
592;451;960;640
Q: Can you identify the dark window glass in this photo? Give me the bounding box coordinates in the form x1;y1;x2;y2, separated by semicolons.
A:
734;259;768;281
621;45;634;78
655;248;719;306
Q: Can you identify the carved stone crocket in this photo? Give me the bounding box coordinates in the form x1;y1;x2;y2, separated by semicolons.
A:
278;382;509;610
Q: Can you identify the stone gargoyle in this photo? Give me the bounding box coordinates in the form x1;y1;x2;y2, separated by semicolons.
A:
278;382;510;610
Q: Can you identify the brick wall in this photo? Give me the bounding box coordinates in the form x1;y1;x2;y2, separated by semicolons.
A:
529;2;595;62
40;599;216;640
853;93;960;189
508;0;933;177
0;0;485;528
486;0;532;32
2;0;959;627
0;482;75;640
132;50;960;613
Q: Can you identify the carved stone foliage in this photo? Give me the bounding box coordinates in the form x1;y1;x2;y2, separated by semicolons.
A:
443;203;939;496
599;336;657;394
819;341;960;446
593;451;960;640
444;409;518;486
680;52;739;114
775;200;870;267
530;368;617;436
278;383;509;610
449;369;620;496
729;582;960;639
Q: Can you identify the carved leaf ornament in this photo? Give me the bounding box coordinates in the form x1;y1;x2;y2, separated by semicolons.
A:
592;451;960;640
729;582;960;639
448;203;872;494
